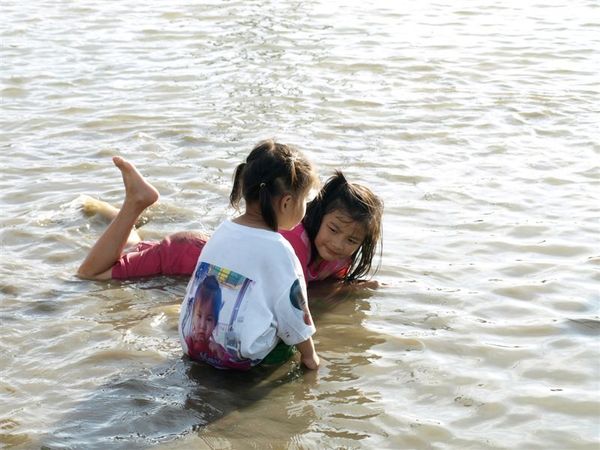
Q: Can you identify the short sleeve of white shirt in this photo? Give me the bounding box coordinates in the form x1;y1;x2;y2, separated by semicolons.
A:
274;278;315;346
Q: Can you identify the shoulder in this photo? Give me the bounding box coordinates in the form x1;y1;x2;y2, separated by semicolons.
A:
271;233;302;266
208;221;281;247
265;234;305;284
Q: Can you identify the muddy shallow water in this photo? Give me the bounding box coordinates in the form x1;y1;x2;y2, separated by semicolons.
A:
1;0;598;448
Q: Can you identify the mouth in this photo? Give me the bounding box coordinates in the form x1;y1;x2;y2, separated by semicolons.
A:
322;246;340;259
192;332;208;342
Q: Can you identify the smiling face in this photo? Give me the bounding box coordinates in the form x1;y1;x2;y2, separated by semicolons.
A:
314;209;367;261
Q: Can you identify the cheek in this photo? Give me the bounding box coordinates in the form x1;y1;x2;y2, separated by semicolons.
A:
345;243;361;257
314;229;339;259
314;228;326;247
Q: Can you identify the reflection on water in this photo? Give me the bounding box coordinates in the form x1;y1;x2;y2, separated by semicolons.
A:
38;287;383;449
43;359;292;448
1;0;599;448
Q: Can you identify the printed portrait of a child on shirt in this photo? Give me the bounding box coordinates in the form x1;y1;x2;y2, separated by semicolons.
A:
181;262;256;369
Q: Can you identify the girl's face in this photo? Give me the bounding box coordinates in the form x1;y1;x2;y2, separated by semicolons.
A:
314;210;367;261
191;298;216;343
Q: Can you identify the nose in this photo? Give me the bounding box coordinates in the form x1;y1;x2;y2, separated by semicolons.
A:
198;316;207;332
330;235;344;252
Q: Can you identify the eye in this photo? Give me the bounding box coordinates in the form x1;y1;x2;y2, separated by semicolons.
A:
328;226;337;233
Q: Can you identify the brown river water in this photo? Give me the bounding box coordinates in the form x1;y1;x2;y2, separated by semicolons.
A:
1;0;598;448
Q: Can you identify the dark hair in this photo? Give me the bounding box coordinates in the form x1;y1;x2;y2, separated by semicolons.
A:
229;139;319;231
303;171;383;282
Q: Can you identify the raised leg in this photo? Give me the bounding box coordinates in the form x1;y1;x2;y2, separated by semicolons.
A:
77;156;159;280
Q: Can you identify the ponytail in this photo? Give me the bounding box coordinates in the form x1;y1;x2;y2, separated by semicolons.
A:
229;162;246;208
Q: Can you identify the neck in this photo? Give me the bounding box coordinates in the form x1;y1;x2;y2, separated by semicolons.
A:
232;203;272;230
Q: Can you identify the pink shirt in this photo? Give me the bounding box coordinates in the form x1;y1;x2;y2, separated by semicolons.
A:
279;223;350;282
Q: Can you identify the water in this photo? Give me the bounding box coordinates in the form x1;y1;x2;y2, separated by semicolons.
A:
1;0;599;448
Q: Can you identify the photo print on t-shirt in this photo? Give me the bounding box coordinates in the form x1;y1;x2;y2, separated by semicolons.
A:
289;278;313;327
181;262;255;369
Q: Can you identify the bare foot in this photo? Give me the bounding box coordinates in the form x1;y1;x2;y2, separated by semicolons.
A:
113;156;160;211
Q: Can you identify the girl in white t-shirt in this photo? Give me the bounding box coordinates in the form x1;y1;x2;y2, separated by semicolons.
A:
178;140;321;370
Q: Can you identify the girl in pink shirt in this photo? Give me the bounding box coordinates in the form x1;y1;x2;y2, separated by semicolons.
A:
78;168;383;286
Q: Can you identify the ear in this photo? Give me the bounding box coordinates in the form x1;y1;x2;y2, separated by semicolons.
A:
279;193;293;212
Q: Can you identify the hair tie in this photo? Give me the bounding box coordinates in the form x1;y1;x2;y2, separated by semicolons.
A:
259;182;266;188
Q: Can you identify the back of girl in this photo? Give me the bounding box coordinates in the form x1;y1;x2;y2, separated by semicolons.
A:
179;140;321;370
280;170;384;284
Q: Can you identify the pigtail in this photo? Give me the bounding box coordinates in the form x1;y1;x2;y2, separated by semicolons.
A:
229;162;246;209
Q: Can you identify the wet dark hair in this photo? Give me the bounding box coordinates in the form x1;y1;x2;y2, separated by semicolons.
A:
230;139;319;231
303;171;383;282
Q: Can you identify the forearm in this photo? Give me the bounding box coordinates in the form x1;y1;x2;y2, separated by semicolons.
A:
295;337;320;369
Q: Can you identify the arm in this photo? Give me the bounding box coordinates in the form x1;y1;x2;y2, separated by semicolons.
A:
275;277;319;369
295;336;320;369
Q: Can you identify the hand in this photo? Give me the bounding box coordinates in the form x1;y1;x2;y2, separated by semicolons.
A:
301;352;320;370
355;279;380;289
296;337;319;369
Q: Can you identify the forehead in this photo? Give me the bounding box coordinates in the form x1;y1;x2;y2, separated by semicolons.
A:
323;210;367;239
193;296;213;311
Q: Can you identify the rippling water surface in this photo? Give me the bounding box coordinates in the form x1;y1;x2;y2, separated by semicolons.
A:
1;0;599;448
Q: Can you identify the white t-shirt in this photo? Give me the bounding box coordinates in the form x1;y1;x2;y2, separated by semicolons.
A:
179;220;315;370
